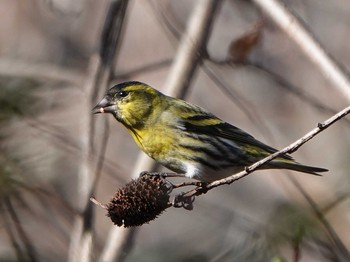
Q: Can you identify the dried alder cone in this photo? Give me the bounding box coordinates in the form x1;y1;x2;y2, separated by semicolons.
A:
106;173;172;227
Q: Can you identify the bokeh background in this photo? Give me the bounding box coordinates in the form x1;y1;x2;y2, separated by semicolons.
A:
0;0;350;261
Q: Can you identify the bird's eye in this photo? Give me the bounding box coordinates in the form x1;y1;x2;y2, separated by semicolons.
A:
118;90;129;98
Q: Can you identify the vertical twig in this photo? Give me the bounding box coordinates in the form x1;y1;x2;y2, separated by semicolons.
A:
68;54;102;262
162;0;221;98
68;1;129;261
98;1;222;261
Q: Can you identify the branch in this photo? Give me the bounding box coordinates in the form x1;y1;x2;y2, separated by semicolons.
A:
177;104;350;199
251;0;350;102
69;1;129;261
162;0;221;98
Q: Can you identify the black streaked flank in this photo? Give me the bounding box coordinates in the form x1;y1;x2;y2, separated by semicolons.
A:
178;140;245;171
180;129;246;162
179;144;223;162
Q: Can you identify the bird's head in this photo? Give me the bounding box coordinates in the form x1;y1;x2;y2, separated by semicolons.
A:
92;81;163;129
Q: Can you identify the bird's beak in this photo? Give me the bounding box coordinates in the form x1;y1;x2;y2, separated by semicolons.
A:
92;97;116;114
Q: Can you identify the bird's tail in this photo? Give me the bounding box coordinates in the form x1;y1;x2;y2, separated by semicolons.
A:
268;160;328;176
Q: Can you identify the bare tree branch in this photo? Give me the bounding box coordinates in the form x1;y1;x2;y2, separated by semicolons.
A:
178;104;350;198
69;1;129;261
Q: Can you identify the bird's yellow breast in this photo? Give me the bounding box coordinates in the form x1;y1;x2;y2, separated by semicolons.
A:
128;121;176;161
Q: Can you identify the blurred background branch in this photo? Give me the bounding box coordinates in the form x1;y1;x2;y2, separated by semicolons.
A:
252;0;350;102
69;1;129;262
0;58;84;85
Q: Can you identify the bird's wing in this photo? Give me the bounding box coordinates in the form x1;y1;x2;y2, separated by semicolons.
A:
209;122;280;154
177;105;293;160
170;99;293;159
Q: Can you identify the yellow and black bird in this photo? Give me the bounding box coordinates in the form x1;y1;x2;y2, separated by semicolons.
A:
92;81;327;182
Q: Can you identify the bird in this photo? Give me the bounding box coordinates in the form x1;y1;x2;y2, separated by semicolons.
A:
92;81;327;182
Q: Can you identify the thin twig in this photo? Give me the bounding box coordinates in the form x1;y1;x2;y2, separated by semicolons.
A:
147;0;182;42
173;181;203;188
179;104;350;199
322;192;350;215
90;197;107;209
68;55;102;262
69;1;129;261
163;0;222;98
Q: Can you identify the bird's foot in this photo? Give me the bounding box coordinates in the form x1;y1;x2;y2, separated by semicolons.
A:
173;193;195;210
